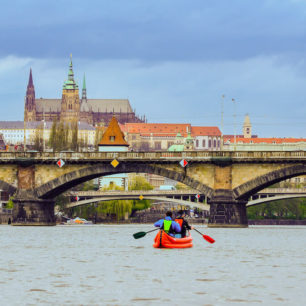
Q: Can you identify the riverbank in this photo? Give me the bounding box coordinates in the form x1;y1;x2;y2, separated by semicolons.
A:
248;219;306;225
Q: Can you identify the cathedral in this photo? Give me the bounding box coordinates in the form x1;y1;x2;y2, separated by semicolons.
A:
24;56;145;126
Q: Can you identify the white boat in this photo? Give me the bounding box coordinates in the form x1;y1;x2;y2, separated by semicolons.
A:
66;217;93;225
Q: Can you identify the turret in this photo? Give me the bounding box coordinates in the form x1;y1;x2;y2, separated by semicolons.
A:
243;114;252;138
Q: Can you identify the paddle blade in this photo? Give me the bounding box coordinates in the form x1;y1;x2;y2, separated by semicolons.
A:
203;235;215;244
133;232;147;239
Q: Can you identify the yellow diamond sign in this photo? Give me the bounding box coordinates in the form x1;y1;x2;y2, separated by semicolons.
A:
139;195;144;200
111;159;119;168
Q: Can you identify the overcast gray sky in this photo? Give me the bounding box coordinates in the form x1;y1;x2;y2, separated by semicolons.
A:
0;0;305;137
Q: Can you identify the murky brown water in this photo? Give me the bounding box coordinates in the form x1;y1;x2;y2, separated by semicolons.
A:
0;225;305;305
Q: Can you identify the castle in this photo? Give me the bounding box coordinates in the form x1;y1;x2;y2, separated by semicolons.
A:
24;56;145;126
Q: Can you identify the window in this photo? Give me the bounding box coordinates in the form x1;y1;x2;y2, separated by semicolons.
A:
132;135;136;140
154;142;161;150
196;140;199;147
140;142;149;150
168;141;174;148
208;139;212;147
202;139;206;147
213;139;216;147
109;136;115;142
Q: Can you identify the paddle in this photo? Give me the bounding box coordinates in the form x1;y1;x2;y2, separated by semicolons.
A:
133;228;159;239
193;228;215;244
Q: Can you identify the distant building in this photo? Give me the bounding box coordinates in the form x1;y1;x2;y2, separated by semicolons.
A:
0;121;95;147
122;123;221;151
24;55;145;126
0;134;7;151
98;117;129;190
224;137;306;151
191;126;221;151
223;114;306;151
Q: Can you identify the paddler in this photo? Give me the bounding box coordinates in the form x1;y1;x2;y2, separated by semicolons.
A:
154;211;181;237
175;210;193;238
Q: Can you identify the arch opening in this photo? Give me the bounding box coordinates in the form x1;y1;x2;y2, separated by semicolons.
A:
35;163;213;199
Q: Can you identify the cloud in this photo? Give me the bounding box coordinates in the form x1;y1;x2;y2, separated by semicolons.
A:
0;0;305;62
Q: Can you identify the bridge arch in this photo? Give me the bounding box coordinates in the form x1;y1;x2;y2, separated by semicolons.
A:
66;196;210;210
247;194;306;207
35;163;213;199
233;164;306;200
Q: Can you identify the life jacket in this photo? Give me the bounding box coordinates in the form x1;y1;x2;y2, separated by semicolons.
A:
175;218;183;228
162;219;172;234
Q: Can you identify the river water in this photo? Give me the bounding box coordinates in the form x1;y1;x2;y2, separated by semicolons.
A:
0;225;305;305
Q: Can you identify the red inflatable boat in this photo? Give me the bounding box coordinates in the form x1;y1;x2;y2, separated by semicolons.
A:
153;230;193;248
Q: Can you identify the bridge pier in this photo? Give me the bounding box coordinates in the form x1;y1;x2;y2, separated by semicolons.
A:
207;191;248;228
12;194;55;226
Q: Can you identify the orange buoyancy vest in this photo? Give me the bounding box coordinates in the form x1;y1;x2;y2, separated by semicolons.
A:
175;218;183;228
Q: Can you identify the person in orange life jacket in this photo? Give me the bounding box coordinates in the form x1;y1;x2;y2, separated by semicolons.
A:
154;211;181;237
175;210;193;238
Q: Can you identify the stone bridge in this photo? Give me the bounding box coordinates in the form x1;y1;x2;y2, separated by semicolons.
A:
0;151;305;227
65;188;306;209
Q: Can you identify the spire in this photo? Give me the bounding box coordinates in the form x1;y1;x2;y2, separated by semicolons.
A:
82;73;86;90
28;68;34;88
82;73;87;100
68;54;74;81
63;54;78;90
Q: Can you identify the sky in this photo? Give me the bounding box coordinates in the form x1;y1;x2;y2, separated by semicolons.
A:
0;0;305;137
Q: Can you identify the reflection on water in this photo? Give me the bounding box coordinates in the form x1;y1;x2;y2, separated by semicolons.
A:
0;225;306;305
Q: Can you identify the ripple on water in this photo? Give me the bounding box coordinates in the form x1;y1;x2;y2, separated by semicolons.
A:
194;292;207;295
28;289;49;293
196;278;218;282
131;298;161;302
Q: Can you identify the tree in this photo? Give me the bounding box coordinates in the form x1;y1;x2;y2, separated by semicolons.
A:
94;125;104;150
175;182;189;190
128;176;153;191
33;123;44;151
49;118;58;151
71;120;79;151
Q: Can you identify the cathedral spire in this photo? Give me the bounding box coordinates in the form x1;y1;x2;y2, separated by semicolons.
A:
68;53;74;81
28;68;34;88
63;54;78;90
24;68;36;121
82;73;87;100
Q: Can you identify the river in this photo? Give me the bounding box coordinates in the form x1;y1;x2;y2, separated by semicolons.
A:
0;225;305;305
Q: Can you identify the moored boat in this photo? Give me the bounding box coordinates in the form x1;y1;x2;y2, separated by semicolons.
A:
153;230;193;248
66;217;93;225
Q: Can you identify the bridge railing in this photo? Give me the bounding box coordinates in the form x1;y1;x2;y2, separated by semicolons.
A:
66;189;200;197
0;151;305;161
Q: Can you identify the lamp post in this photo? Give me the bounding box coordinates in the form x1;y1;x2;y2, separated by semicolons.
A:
232;98;237;151
23;120;26;152
221;95;225;151
42;119;46;152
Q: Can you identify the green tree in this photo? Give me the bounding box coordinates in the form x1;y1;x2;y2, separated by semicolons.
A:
33;123;44;151
128;175;153;191
71;120;79;151
48;118;58;151
94;125;104;150
6;196;14;209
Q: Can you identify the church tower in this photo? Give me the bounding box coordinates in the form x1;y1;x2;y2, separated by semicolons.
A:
60;55;80;122
243;114;252;138
24;68;36;121
79;74;93;124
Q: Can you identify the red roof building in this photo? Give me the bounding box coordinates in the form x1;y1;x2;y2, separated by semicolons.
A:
122;123;222;151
